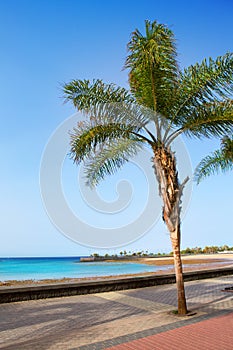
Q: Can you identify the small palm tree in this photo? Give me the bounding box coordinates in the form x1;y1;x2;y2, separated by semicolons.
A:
63;20;233;314
195;135;233;183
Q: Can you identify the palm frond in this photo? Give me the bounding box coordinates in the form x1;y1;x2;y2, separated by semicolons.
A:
70;121;141;164
63;78;157;137
85;139;143;186
166;100;233;144
63;79;134;111
221;135;233;159
125;20;180;117
195;149;233;184
174;53;233;123
88;101;153;131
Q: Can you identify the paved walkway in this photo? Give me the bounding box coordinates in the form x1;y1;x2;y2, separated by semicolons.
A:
0;275;232;349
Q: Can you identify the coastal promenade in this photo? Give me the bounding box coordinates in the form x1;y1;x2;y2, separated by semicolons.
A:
0;274;233;349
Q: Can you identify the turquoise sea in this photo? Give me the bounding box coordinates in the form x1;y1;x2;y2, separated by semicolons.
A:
0;257;172;281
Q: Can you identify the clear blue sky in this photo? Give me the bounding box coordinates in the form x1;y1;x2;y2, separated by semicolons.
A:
0;0;232;257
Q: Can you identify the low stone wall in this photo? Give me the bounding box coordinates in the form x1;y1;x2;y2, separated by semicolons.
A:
0;267;233;304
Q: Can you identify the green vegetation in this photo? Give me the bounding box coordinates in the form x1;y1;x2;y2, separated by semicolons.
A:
90;245;233;259
63;20;233;314
195;135;233;183
180;245;233;254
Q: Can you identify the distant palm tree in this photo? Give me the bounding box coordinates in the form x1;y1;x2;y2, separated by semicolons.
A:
63;20;233;314
195;135;233;183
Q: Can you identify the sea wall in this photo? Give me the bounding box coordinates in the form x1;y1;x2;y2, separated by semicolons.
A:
0;267;233;304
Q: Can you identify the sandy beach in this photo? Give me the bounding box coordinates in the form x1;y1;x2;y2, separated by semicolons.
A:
1;253;233;288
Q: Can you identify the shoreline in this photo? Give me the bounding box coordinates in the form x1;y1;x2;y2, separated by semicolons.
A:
1;254;233;288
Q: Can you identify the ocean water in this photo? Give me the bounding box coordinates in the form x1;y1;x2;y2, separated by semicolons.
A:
0;257;172;281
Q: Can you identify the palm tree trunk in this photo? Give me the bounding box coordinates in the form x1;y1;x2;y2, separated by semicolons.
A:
153;145;188;315
170;224;187;314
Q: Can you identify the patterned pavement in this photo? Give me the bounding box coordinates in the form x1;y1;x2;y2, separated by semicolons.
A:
0;275;232;349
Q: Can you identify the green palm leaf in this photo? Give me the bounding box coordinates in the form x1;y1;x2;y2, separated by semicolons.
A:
63;79;134;111
85;138;143;186
221;136;233;159
125;20;179;117
70;122;141;164
174;53;233;123
195;149;233;184
166;100;233;144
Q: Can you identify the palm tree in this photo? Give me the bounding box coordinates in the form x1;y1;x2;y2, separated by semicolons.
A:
63;20;233;314
195;135;233;183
